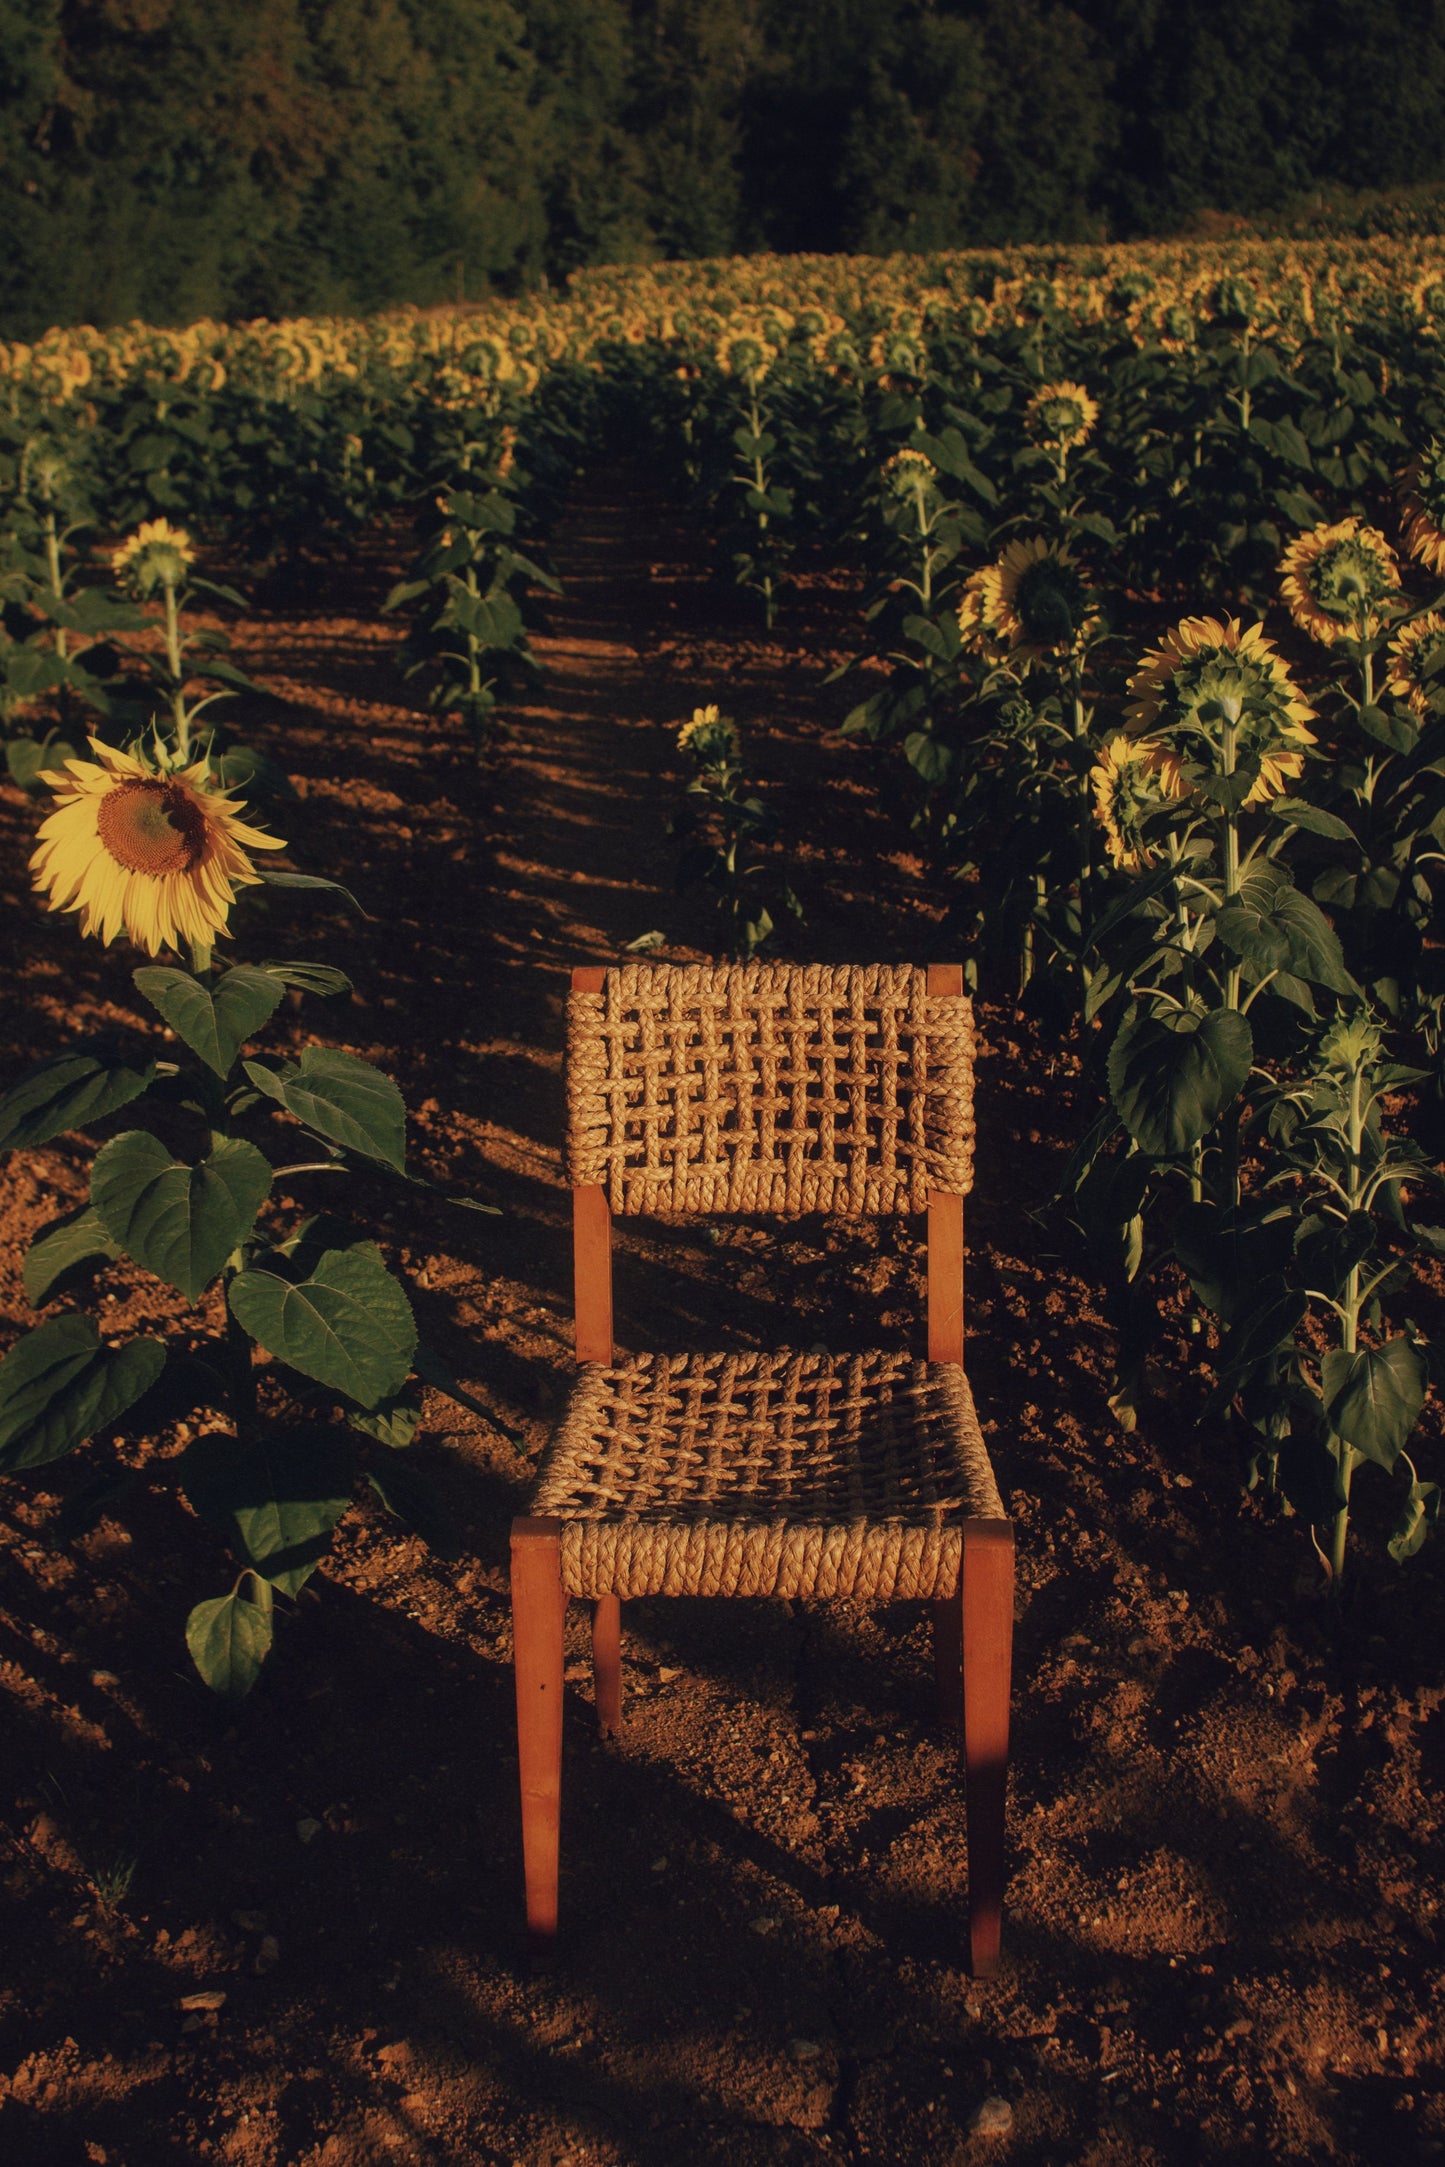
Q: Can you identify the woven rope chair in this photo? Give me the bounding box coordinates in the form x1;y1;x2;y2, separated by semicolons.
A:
511;962;1014;1975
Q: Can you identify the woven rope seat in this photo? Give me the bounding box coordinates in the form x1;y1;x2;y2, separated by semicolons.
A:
531;1348;1003;1603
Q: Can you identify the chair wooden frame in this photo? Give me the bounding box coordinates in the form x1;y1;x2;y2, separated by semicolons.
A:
511;963;1014;1975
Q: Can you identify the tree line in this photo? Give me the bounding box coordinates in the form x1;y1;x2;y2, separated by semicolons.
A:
2;0;1444;333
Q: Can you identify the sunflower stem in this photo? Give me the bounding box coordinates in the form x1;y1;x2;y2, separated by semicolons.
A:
43;509;68;664
163;579;188;758
190;940;213;976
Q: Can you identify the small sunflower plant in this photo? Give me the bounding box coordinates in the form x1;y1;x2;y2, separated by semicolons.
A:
0;712;498;1697
671;704;802;957
383;459;558;765
0;445;146;788
108;519;269;777
708;327;795;628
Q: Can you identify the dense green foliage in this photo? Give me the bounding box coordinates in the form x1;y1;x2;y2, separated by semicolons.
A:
4;2;1445;329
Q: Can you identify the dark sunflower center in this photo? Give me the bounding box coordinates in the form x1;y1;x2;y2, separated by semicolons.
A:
1015;558;1084;644
96;778;206;876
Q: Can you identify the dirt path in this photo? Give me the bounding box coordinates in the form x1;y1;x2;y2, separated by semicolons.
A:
0;471;1442;2167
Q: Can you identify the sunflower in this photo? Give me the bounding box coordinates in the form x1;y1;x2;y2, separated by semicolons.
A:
879;446;936;495
1090;736;1188;873
958;537;1095;663
1385;612;1445;717
677;705;740;762
1278;518;1400;645
112;517;195;596
31;738;285;956
1023;380;1098;450
1399;440;1445;577
1127;616;1317;806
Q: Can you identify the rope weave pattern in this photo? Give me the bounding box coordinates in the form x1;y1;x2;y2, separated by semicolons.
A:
532;1350;1004;1600
566;962;975;1215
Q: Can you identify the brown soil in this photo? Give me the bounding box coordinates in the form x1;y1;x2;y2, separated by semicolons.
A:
0;470;1442;2167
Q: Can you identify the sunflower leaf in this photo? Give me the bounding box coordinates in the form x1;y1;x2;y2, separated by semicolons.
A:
255;867;371;918
244;1048;406;1171
22;1206;121;1307
0;1314;166;1473
0;1050;156;1152
180;1427;355;1596
1215;867;1358;994
1322;1338;1427;1470
228;1247;416;1408
256;960;353;999
186;1586;273;1698
133;965;286;1078
1107;1005;1253;1159
91;1132;272;1303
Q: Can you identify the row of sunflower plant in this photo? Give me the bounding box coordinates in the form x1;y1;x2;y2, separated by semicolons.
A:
0;527;503;1697
833;381;1445;1587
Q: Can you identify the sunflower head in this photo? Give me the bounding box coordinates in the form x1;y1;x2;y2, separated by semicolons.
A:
1126;617;1317;807
960;537;1095;662
1400;439;1445;577
677;704;740;764
1090;735;1188;873
113;516;196;596
1385;612;1445;717
1278;518;1400;646
1024;380;1098;450
879;446;936;496
31;737;285;956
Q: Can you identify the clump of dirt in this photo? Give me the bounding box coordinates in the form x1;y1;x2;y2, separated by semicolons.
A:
0;472;1441;2166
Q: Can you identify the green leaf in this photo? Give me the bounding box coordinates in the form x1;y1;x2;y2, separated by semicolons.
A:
348;1390;423;1448
22;1206;121;1307
255;867;370;918
257;960;353;998
903;731;953;784
228;1247;416;1408
1357;703;1417;754
1216;868;1357;994
1172;1202;1296;1322
91;1132;272;1303
1212;1280;1308;1390
1276;1428;1348;1524
133;964;285;1077
186;1586;273;1698
181;1428;354;1596
1108;1005;1253;1158
1388;1475;1440;1562
0;1050;156;1152
1322;1338;1427;1470
1268;799;1359;845
0;1315;165;1473
6;734;81;789
244;1047;405;1171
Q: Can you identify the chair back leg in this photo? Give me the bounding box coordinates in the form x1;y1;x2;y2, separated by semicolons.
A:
961;1517;1015;1978
511;1516;566;1951
592;1594;623;1734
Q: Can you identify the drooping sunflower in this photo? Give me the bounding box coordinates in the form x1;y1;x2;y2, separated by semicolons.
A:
1090;736;1189;873
879;445;936;495
31;738;285;955
1023;380;1098;450
1126;616;1317;807
1385;612;1445;717
1277;518;1401;646
957;537;1096;663
677;704;740;762
112;516;195;596
1399;439;1445;577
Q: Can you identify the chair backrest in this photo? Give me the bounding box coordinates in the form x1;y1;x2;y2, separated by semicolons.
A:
566;961;974;1217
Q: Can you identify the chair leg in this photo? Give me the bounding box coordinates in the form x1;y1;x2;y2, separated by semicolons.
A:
592;1594;623;1736
932;1594;964;1731
961;1518;1015;1979
510;1516;566;1953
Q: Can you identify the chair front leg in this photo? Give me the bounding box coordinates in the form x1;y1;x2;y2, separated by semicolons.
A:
511;1516;567;1952
961;1517;1015;1980
592;1594;623;1736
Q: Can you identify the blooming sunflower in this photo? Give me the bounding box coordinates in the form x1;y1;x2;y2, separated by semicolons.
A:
677;705;740;762
957;537;1095;663
112;517;195;595
31;738;285;955
1090;736;1188;873
1126;617;1317;808
1277;518;1400;645
1023;380;1098;450
1385;612;1445;717
1399;440;1445;577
